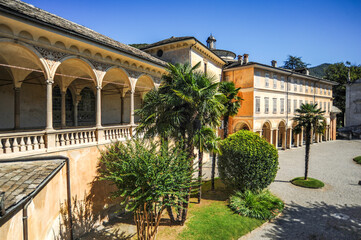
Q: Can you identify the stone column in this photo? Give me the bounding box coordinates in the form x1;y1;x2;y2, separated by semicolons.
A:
270;129;273;145
45;79;54;131
294;132;298;147
286;128;292;149
14;87;21;129
281;129;286;150
273;129;278;148
61;90;66;128
328;127;331;141
130;90;135;125
74;98;79;127
299;128;304;146
120;95;124;124
96;86;102;128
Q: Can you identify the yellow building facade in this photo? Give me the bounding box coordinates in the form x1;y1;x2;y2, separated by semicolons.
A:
224;59;338;149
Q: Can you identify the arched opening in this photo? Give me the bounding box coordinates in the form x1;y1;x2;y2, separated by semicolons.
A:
233;122;250;132
54;57;97;127
78;87;95;126
134;75;155;123
0;42;48;130
101;67;131;125
278;121;286;149
262;122;272;143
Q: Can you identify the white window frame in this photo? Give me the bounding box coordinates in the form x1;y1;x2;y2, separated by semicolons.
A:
265;73;270;88
280;98;285;114
273;74;277;89
255;96;261;113
273;98;277;114
265;97;269;114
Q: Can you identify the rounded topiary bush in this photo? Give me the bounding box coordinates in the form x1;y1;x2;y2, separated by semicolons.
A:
218;130;279;192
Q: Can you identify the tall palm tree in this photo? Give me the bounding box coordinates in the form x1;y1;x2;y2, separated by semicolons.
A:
194;127;217;203
219;81;242;139
293;103;325;180
136;62;224;224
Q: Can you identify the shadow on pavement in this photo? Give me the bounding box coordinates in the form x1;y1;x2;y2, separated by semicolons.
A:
262;201;361;240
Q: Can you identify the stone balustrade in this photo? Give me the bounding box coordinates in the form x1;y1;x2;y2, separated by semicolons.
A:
0;124;135;159
0;131;46;155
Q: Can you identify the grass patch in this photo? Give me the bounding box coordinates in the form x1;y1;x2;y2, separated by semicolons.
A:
353;156;361;164
178;201;264;240
229;190;284;220
157;179;266;240
291;177;325;189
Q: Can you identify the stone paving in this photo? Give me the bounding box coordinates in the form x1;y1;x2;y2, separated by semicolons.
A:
0;159;64;212
242;140;361;240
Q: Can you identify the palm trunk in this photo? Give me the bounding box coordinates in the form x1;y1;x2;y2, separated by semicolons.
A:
223;116;229;139
304;125;311;180
211;153;216;191
197;149;203;204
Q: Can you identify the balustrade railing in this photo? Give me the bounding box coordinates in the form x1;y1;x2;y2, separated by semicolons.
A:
0;131;46;155
0;124;135;158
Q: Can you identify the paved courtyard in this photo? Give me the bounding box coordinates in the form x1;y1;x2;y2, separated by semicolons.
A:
243;140;361;240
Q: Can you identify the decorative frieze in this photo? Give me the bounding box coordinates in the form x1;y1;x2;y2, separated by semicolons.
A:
33;45;69;69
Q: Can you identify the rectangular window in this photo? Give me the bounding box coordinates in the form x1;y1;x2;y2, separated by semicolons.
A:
288;99;291;113
299;100;303;107
265;73;270;88
324;102;326;111
265;97;269;114
255;97;260;113
273;74;277;89
305;100;308;105
328;102;330;113
273;98;277;114
280;98;285;114
311;82;314;93
305;81;309;93
294;78;297;91
315;83;318;94
294;99;297;113
281;76;285;89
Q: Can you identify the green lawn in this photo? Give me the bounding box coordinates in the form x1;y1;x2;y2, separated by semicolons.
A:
291;177;325;189
179;201;264;240
353;156;361;164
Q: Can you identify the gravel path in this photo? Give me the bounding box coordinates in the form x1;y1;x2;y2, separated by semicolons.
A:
242;140;361;240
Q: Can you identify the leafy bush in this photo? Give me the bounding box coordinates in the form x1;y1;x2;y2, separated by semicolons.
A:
229;190;284;220
353;156;361;164
101;139;194;240
218;130;279;192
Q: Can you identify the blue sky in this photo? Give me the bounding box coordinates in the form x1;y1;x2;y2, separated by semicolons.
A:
26;0;361;67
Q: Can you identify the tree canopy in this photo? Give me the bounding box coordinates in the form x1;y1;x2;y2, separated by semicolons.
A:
283;55;310;70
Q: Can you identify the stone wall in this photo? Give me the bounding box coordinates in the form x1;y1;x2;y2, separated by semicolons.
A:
345;80;361;126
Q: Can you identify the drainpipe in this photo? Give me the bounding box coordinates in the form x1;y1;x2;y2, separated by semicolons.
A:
22;199;31;240
286;70;295;149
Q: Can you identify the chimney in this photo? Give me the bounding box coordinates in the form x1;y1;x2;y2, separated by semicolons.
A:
271;60;277;67
237;55;243;64
243;54;249;64
305;69;309;75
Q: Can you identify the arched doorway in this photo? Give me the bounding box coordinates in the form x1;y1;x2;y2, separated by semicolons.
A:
278;121;286;149
262;122;272;143
233;122;250;133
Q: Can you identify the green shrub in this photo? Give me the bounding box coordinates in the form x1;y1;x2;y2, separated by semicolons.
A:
353;156;361;164
229;190;284;220
218;130;279;192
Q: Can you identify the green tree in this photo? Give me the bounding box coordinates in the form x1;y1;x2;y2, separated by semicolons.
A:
100;139;194;240
219;81;242;139
136;62;224;224
293;104;325;180
194;127;217;203
283;55;310;70
324;62;361;126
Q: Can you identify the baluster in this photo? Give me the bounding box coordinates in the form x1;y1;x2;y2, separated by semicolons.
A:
33;136;39;150
39;135;45;149
0;139;3;154
79;132;84;144
70;133;75;145
59;134;64;146
19;137;26;152
91;131;96;142
74;132;79;144
64;133;69;146
84;132;88;143
12;138;19;153
26;137;32;151
104;130;108;140
55;134;60;147
4;138;11;154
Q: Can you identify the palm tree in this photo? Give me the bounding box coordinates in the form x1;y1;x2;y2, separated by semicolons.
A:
136;62;224;224
219;81;242;139
293;103;325;180
194;127;217;203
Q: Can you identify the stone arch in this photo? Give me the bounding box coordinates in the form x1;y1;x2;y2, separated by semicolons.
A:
278;120;287;149
233;121;251;132
52;56;98;86
262;121;272;143
100;66;131;89
133;74;155;123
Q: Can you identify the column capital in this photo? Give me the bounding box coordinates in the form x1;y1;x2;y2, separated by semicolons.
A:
13;86;21;92
96;85;102;90
46;79;54;85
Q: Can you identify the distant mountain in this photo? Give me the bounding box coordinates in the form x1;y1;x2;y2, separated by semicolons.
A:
129;43;149;49
309;63;331;78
